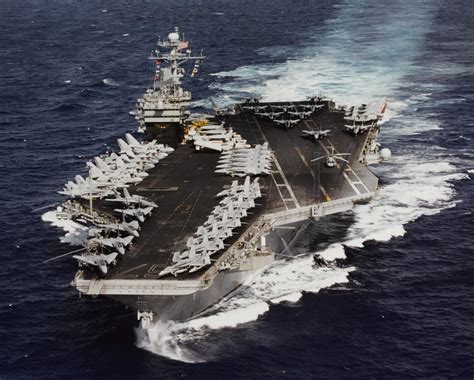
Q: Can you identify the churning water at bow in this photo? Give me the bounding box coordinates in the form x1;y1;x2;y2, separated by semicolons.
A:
1;0;473;378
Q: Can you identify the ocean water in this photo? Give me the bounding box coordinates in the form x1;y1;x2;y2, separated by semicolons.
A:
1;0;473;378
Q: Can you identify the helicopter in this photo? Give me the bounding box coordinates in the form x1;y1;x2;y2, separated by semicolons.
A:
311;146;351;168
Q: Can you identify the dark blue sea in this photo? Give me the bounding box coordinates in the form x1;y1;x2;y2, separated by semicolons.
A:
1;0;473;378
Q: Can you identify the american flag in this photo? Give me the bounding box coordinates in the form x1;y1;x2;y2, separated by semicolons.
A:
178;41;189;51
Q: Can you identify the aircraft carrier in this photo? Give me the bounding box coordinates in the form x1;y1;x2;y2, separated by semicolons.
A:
45;28;391;328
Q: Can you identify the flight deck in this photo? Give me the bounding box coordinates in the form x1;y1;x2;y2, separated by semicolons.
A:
81;100;379;282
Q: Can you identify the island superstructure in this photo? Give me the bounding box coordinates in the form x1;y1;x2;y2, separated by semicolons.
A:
135;27;204;146
45;29;391;328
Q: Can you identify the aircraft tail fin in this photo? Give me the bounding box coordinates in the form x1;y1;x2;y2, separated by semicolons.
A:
117;138;131;153
121;235;134;246
75;175;87;184
125;133;141;147
88;164;104;179
95;156;109;171
104;252;119;264
123;187;131;199
142;206;153;215
128;220;140;230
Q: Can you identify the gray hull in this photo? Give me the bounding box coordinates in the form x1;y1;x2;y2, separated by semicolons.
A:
111;268;257;321
111;220;305;322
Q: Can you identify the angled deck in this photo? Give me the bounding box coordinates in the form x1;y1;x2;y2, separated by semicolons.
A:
84;101;378;281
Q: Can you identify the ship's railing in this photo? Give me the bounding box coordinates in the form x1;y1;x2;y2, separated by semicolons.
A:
72;272;210;296
262;193;375;227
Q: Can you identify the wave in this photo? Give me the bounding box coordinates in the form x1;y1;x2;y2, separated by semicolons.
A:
42;210;88;246
78;88;106;98
190;98;211;109
49;103;89;113
102;78;119;86
136;256;354;363
210;2;435;108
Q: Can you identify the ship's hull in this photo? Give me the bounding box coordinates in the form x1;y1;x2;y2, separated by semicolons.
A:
110;219;306;322
110;268;258;321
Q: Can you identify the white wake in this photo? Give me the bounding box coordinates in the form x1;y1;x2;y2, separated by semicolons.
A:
42;210;88;246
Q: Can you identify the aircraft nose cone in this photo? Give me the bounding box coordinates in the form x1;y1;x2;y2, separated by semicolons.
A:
99;263;108;275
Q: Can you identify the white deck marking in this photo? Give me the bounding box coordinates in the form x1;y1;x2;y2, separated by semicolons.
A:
295;146;331;200
252;117;300;208
270;152;301;208
318;140;363;195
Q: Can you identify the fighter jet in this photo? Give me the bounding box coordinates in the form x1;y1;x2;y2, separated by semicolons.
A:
344;123;371;135
311;147;351;168
87;164;144;186
59;175;113;198
205;207;242;229
216;146;272;176
121;153;157;170
206;221;233;239
214;165;271;177
301;128;331;141
202;132;233;141
122;133;172;157
288;110;313;119
271;105;296;113
188;233;224;254
273;118;300;129
160;246;212;276
118;150;160;168
89;160;148;179
125;133;154;149
114;206;153;223
90;235;134;255
211;98;237;116
302;104;324;112
216;177;255;198
187;254;212;273
59;182;97;198
254;111;277;119
242;105;267;112
99;220;141;237
73;251;118;275
105;188;158;208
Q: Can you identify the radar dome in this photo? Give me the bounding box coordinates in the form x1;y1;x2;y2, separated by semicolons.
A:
168;32;179;41
380;148;391;160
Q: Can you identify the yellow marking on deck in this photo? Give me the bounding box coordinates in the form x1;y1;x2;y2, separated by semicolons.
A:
295;147;314;179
